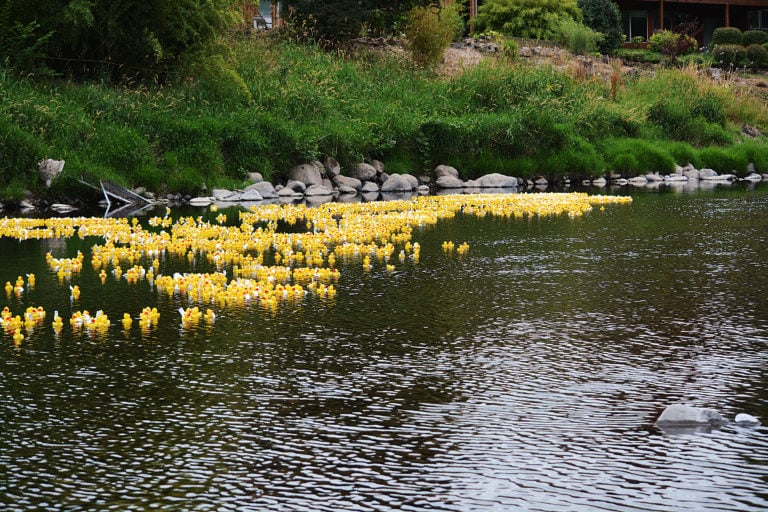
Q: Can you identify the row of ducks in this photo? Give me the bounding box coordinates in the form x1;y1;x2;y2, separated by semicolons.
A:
3;193;632;342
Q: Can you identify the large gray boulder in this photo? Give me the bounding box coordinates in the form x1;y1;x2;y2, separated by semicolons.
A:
435;175;464;189
381;174;413;192
350;162;377;182
476;173;518;188
288;163;323;187
434;164;459;179
245;181;278;199
333;175;363;191
656;404;726;428
361;181;379;193
699;168;718;179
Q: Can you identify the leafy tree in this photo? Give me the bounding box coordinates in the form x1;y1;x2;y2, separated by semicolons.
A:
288;0;445;43
475;0;582;40
577;0;622;54
2;0;239;80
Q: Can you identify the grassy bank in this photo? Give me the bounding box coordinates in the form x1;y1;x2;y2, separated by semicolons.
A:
1;32;767;201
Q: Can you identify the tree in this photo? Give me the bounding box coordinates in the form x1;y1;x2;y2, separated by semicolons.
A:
2;0;239;80
288;0;444;44
475;0;582;40
577;0;623;54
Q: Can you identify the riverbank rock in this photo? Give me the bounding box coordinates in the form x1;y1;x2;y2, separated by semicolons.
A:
189;197;213;207
381;173;414;192
304;184;333;196
350;162;377;182
656;404;727;428
289;162;323;187
436;175;464;189
476;173;518;188
245;181;278;199
362;181;380;193
240;189;263;202
434;165;460;179
333;175;363;191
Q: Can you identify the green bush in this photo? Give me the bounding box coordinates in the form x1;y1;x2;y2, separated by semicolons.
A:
475;0;582;40
649;30;697;62
577;0;623;54
554;18;603;55
743;30;768;46
500;38;518;62
712;44;747;68
404;1;463;69
712;27;743;46
746;44;768;69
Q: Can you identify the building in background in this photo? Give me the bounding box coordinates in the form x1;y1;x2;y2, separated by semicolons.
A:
614;0;768;47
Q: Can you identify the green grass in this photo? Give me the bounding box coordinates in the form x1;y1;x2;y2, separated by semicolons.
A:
0;32;767;200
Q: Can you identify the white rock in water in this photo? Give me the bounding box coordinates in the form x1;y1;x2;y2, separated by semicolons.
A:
734;413;760;425
656;404;726;425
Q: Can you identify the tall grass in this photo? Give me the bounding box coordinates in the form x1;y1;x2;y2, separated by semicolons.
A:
1;34;767;200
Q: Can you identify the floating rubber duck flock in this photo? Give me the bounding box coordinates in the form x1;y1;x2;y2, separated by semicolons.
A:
1;193;631;344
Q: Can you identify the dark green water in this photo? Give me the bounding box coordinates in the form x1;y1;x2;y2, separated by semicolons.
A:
1;186;767;511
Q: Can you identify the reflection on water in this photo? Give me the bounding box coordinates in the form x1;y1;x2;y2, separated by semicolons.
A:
1;186;767;511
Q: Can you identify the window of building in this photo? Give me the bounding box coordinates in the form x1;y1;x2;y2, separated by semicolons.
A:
623;11;648;41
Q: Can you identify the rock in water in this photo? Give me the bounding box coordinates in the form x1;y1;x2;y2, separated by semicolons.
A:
656;404;726;426
734;413;760;425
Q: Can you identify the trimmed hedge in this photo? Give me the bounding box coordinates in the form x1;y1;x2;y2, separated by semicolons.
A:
743;30;768;46
712;44;747;67
746;44;768;69
712;27;743;46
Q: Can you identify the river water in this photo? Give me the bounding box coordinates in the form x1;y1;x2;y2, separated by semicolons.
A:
1;185;767;511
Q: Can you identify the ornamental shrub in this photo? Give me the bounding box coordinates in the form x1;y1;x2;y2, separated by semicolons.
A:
712;44;747;68
712;27;743;46
577;0;623;54
475;0;582;40
648;30;697;62
746;44;768;69
742;30;768;46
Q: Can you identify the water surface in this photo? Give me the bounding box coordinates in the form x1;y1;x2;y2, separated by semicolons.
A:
1;186;767;511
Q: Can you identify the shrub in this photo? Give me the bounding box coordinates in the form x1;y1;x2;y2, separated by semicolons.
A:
743;30;768;46
712;44;747;68
649;30;697;62
577;0;624;54
746;44;768;69
712;27;743;46
475;0;582;40
404;1;463;69
554;18;604;55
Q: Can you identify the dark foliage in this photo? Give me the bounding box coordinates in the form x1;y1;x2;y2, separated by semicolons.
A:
577;0;623;54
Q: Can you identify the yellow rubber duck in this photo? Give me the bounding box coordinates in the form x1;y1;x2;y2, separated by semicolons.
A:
121;313;133;330
12;329;24;345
